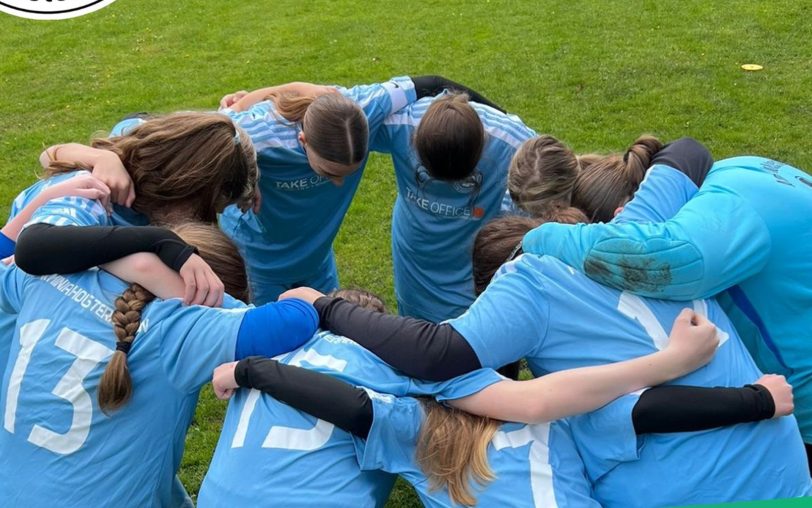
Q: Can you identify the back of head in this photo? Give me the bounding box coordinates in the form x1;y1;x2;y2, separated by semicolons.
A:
472;208;587;295
472;215;541;295
508;135;579;217
328;288;386;313
47;112;259;223
170;222;249;303
416;399;500;507
98;222;248;414
273;92;369;173
414;93;485;181
572;135;663;223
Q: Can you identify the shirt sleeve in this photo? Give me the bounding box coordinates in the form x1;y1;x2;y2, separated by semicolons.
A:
353;393;423;474
0;265;26;315
522;189;772;300
614;165;699;224
0;233;14;259
449;259;550;368
157;301;249;392
26;195;110;228
234;298;319;359
568;393;641;483
409;368;505;401
344;76;417;138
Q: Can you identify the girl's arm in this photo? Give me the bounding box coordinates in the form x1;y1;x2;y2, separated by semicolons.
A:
227;82;338;112
1;173;111;258
278;288;481;381
631;374;788;433
211;357;790;440
410;75;506;112
450;309;720;422
102;253;186;301
15;224;223;306
214;357;374;438
40;144;135;206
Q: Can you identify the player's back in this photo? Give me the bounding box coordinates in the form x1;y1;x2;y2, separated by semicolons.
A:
705;157;812;397
379;96;535;321
0;268;203;507
198;330;418;507
523;254;811;506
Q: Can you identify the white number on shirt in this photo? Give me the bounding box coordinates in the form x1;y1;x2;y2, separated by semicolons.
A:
4;319;113;455
492;424;555;508
231;347;347;451
617;292;728;350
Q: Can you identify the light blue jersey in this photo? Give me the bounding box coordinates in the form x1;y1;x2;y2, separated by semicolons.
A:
0;263;249;507
198;330;502;507
371;96;535;321
219;77;417;304
450;222;810;503
523;158;812;442
2;182;243;506
357;393;598;508
1;171;146;383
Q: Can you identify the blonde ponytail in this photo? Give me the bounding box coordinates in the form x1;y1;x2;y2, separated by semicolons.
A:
416;399;501;507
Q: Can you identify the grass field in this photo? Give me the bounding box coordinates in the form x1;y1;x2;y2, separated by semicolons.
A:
1;1;811;506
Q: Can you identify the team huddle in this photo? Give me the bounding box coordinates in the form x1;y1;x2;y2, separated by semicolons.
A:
0;75;810;507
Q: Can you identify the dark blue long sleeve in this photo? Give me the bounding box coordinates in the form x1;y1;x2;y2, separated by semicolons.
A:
235;298;319;359
0;232;14;259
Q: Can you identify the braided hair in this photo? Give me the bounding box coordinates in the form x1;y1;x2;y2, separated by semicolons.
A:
97;284;155;413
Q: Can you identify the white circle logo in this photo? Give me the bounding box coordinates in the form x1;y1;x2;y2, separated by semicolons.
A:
0;0;118;20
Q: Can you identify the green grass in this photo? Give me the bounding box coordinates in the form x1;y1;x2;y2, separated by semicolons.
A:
1;1;811;506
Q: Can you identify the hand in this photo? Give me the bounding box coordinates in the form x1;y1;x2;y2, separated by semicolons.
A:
278;287;325;305
90;150;135;207
212;361;239;400
755;374;794;418
43;173;112;213
220;90;249;109
179;253;225;307
664;308;720;375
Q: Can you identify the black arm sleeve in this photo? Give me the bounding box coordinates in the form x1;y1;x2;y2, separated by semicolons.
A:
15;223;196;275
410;75;506;113
314;297;481;381
650;137;714;188
235;357;373;439
632;384;775;434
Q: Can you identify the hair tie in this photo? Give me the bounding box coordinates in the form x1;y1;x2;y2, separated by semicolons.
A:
233;128;241;146
116;341;132;355
623;151;630;163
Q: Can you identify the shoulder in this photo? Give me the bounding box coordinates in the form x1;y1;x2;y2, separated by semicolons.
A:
473;104;535;149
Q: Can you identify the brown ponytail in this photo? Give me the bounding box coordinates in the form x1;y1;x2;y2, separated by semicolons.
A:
98;222;248;413
508;135;579;217
414;93;485;181
572;135;663;223
416;399;501;507
45;112;258;224
98;284;155;413
269;92;368;168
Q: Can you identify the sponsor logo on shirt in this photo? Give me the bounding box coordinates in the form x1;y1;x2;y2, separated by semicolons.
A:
274;175;331;191
405;187;485;219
